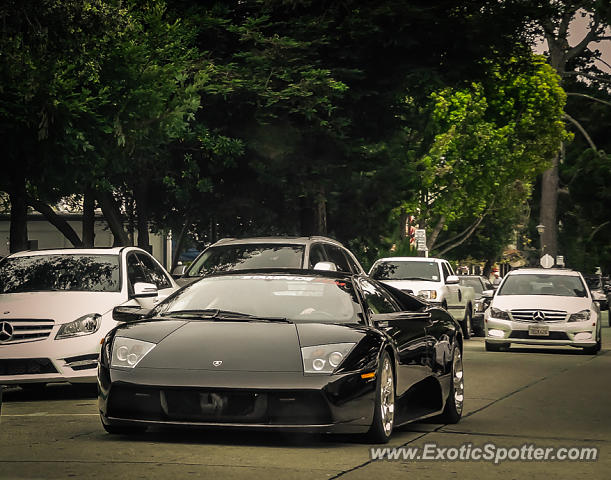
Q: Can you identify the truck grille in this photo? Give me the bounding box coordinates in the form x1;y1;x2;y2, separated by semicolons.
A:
0;319;55;344
510;310;567;323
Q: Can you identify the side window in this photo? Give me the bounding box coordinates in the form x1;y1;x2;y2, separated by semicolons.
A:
359;278;401;314
126;254;148;290
324;245;351;273
137;253;172;289
343;250;363;274
441;262;451;281
308;243;327;269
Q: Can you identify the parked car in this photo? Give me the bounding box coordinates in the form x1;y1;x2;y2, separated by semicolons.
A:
99;269;464;443
583;273;609;311
458;275;494;336
0;247;178;388
483;268;601;354
369;257;475;338
173;236;365;286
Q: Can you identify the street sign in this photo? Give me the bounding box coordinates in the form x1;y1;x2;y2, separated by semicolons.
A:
540;254;554;269
414;229;427;251
556;256;565;267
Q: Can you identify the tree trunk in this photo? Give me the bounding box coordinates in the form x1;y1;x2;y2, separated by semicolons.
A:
98;191;130;246
8;170;28;253
314;185;327;236
427;214;446;251
27;196;83;247
299;196;315;236
171;220;190;272
134;181;150;251
82;188;95;248
539;152;560;258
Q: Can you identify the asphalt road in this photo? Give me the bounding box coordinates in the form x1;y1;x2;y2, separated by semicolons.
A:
1;311;610;480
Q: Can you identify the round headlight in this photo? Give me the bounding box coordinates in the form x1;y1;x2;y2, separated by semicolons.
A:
127;353;139;366
116;345;129;362
328;351;344;367
312;358;326;371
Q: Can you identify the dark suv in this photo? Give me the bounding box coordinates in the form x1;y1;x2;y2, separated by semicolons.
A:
174;236;365;286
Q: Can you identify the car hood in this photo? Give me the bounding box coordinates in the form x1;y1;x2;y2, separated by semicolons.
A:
0;291;125;324
379;279;440;295
136;320;304;372
491;295;592;313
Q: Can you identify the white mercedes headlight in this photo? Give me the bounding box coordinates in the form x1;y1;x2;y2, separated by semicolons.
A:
301;343;355;374
568;310;591;323
55;314;101;339
111;337;156;368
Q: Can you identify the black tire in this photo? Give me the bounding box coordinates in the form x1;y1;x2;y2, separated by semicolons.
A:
582;333;601;355
462;307;472;339
102;421;147;435
485;341;509;352
437;347;464;424
472;322;484;337
365;352;395;443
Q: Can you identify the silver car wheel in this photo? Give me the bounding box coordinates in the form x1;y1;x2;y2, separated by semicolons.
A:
380;356;395;436
453;348;464;414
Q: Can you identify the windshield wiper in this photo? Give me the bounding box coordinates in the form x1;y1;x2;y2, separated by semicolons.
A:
398;277;435;282
160;309;220;319
214;310;291;323
160;309;291;323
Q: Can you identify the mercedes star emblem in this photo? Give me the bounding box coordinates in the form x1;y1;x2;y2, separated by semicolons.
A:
212;360;223;367
0;321;14;342
532;311;546;322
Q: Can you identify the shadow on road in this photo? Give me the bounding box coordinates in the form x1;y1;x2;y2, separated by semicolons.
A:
1;382;97;402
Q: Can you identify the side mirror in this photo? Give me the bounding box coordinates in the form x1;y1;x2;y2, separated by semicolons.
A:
482;289;495;299
446;275;459;285
313;261;337;271
131;282;158;299
171;265;187;278
112;305;151;323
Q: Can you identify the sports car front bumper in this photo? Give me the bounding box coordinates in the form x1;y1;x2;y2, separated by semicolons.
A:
98;364;378;434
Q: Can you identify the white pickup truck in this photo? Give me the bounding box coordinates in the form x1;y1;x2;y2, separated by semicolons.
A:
369;256;476;338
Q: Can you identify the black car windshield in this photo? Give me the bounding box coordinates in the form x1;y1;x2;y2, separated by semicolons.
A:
370;261;440;282
186;244;305;277
497;274;587;297
0;254;121;293
154;274;363;324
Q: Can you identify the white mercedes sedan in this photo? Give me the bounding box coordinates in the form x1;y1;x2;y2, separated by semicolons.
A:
0;247;178;389
484;268;601;354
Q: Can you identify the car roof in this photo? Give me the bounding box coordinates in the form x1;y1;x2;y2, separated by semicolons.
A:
374;257;445;263
6;247;138;258
211;236;346;247
507;268;580;276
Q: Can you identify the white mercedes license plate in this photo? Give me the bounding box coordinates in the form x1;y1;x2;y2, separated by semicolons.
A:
528;325;549;336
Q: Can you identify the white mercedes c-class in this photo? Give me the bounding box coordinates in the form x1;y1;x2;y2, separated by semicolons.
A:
0;247;178;389
484;268;601;354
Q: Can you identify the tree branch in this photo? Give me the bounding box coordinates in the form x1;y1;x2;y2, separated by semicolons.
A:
26;196;83;247
561;71;611;84
563;113;598;152
566;92;611;108
566;16;601;61
588;221;610;242
427;214;446;251
436;214;487;257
